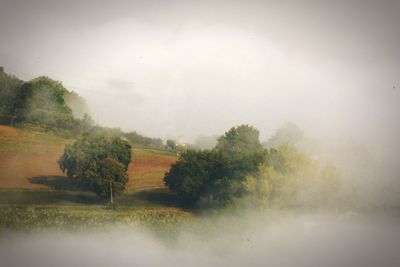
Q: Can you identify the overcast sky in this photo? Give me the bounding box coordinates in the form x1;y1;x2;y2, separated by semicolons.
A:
1;0;399;143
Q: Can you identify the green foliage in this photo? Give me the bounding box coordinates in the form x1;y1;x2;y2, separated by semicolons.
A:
124;131;164;149
164;125;266;207
0;206;194;232
13;76;78;129
58;134;132;198
86;157;128;197
243;145;341;207
165;150;220;205
0;69;23;116
215;124;263;154
165;125;341;209
1;70;166;149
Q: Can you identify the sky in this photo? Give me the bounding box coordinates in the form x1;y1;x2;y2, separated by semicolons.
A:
0;0;399;143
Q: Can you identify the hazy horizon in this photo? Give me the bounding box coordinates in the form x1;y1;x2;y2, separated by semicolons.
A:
1;0;399;143
2;2;400;266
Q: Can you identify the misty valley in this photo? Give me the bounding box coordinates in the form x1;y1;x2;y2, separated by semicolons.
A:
1;0;400;266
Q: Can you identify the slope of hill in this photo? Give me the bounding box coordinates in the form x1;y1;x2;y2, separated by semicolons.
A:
0;125;176;196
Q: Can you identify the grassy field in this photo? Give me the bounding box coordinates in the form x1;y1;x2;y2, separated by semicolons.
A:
0;125;176;192
0;205;196;236
0;125;180;210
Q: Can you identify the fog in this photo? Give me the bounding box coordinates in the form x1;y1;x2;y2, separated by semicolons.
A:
2;211;400;267
1;0;399;141
1;1;400;265
2;1;399;195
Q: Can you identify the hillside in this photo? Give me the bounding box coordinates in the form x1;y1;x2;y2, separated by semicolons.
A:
0;125;176;199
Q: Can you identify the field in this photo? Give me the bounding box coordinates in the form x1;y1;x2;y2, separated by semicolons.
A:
0;125;180;210
0;205;195;235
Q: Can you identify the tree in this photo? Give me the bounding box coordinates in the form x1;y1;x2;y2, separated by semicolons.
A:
124;131;164;149
243;145;340;207
13;76;78;129
86;156;128;198
214;124;266;186
164;150;219;205
215;124;263;154
164;125;341;209
164;125;266;207
0;69;22;117
58;134;132;198
166;139;176;151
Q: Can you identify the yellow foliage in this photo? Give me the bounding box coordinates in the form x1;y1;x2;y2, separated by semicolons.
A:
243;145;341;208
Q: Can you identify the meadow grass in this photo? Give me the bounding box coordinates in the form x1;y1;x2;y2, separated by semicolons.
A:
0;204;195;236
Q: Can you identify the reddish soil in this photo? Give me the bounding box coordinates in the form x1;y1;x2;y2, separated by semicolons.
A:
0;152;64;189
126;154;176;192
0;125;177;192
0;125;19;139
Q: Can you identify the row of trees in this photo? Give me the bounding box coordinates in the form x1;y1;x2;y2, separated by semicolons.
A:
0;69;92;132
164;125;340;208
0;68;23;118
124;131;164;149
1;69;171;149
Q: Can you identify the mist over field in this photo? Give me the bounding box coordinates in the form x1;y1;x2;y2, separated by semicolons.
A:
1;0;399;139
2;211;400;267
1;0;400;203
1;0;400;266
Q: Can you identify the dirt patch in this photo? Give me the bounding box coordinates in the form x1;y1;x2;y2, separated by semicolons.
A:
0;152;65;189
0;125;20;142
126;155;176;192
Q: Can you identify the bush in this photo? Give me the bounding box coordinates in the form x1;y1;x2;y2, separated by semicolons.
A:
58;134;132;198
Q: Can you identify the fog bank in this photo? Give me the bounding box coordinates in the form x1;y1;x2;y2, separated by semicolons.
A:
2;211;400;267
1;0;399;143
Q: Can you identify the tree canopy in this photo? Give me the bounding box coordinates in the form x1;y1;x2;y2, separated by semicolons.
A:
58;134;132;198
215;124;263;154
164;125;266;207
0;69;23;116
12;76;78;129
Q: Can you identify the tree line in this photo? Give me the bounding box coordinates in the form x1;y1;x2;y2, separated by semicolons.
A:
164;125;340;208
0;68;170;148
2;68;341;208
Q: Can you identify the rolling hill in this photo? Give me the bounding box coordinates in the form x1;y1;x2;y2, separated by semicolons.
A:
0;125;177;206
